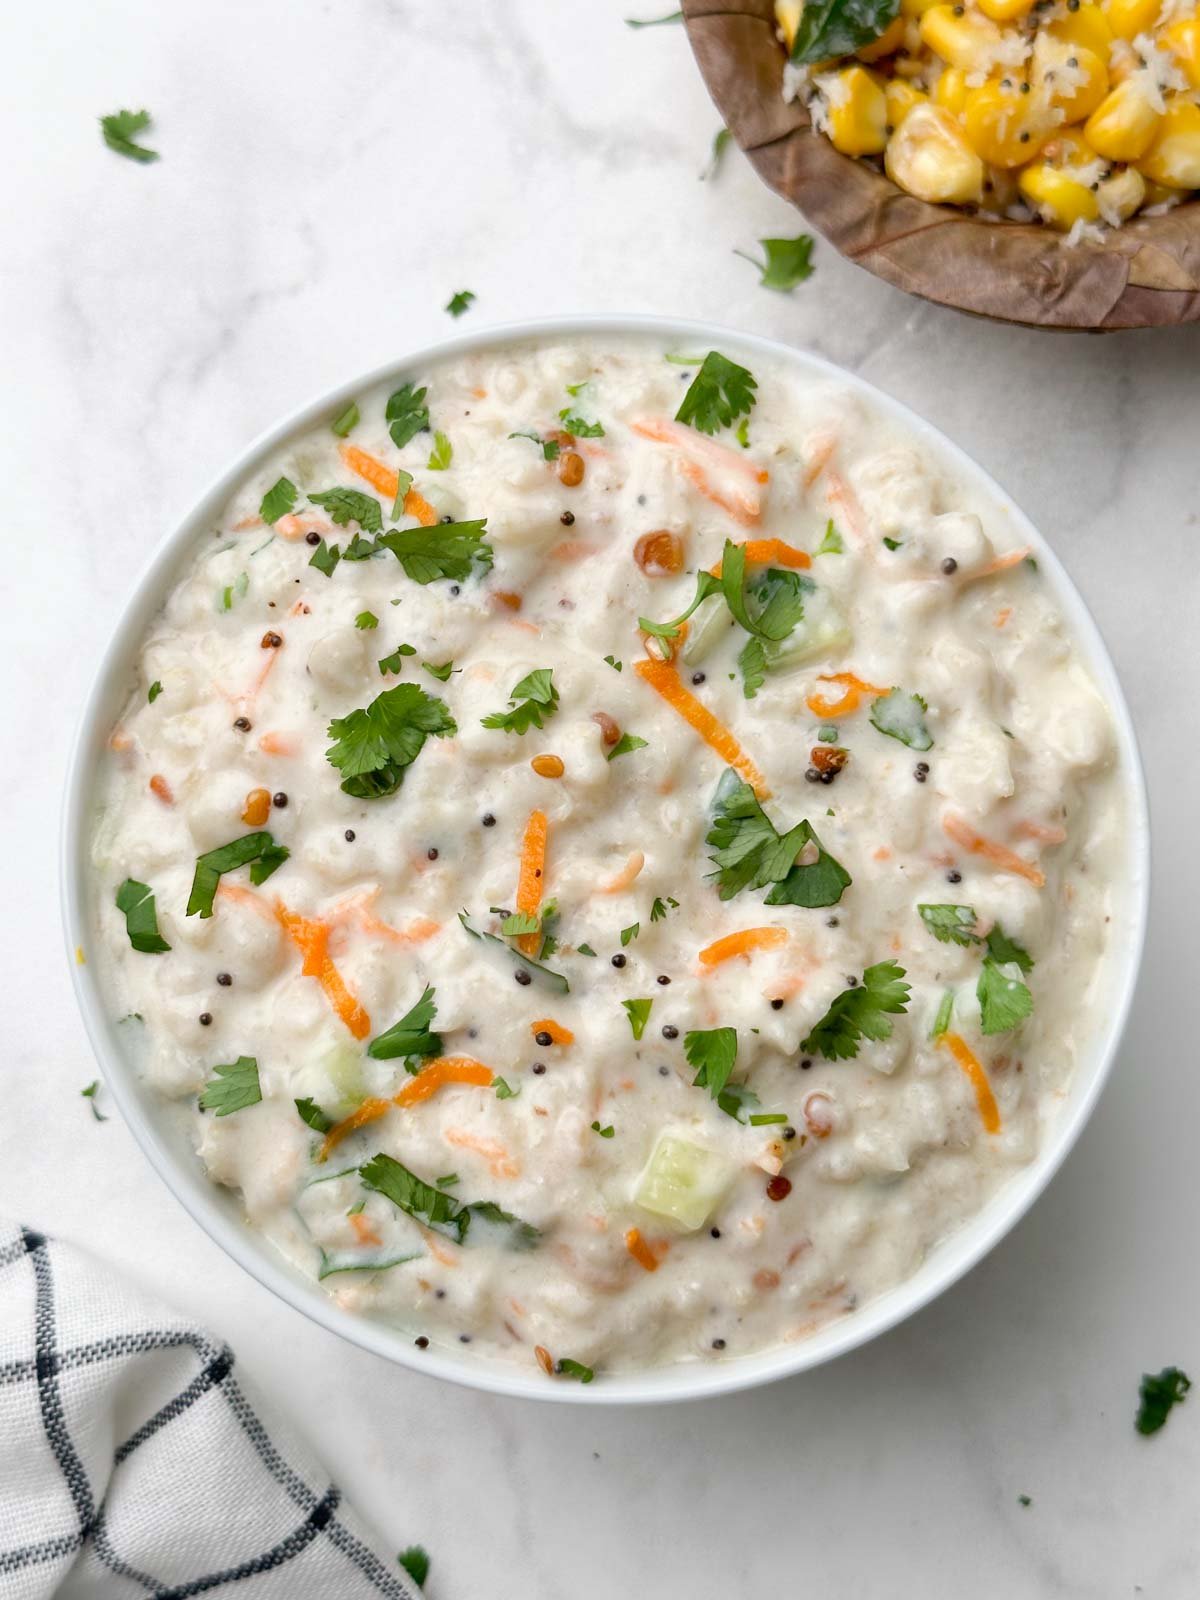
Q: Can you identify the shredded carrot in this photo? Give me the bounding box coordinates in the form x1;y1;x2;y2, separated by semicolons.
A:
993;606;1012;629
677;459;760;527
338;440;438;526
395;1056;494;1108
625;1227;659;1273
824;471;866;547
530;1019;574;1046
1013;820;1068;845
943;813;1046;889
969;545;1033;581
804;671;890;720
257;731;296;756
630;417;765;526
598;850;645;895
708;538;812;576
319;1097;393;1159
234;515;264;531
349;1211;382;1248
515;810;548;956
940;1033;1001;1134
275;904;371;1039
634;658;770;797
549;540;600;561
274;514;328;542
492;590;523;611
698;927;787;968
802;434;837;488
444;1128;521;1180
248;642;283;700
420;1226;461;1267
640;618;689;663
148;773;173;805
215;881;276;918
873;845;892;862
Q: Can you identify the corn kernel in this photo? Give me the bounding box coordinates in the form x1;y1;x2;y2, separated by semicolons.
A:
1084;78;1162;161
885;102;985;202
963;77;1052;167
901;0;942;17
920;5;1005;70
1035;41;1109;125
1137;98;1200;189
826;65;890;156
775;0;802;51
978;0;1034;21
1018;161;1101;228
934;66;970;115
1163;17;1200;91
886;78;928;127
1142;177;1182;206
1103;0;1160;43
1047;3;1113;58
1096;164;1146;223
859;14;907;61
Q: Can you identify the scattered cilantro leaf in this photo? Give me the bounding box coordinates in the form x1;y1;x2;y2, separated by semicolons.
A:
295;1097;333;1133
735;417;751;449
147;680;162;703
436;1173;459;1189
624;9;682;24
422;660;454;682
818;724;839;742
558;409;605;438
685;1027;738;1104
930;989;954;1040
397;1548;430;1587
509;429;560;461
186;834;287;918
603;655;622;672
918;903;980;948
748;1111;789;1126
481;668;559;735
707;773;850;908
494;1076;520;1100
331;402;359;438
391;469;414;520
200;1056;262;1117
355;611;379;630
556;1357;595;1382
701;125;731;181
427;430;452;471
620;922;640;947
650;896;678;921
985;925;1034;973
1017;1494;1032;1508
591;1120;615;1138
308;488;382;533
577;943;597;957
977;957;1033;1036
789;0;901;64
734;234;815;292
385;383;430;449
461;1199;540;1249
882;536;903;551
815;520;844;556
342;533;377;562
81;1081;108;1122
308;539;341;578
219;572;249;611
738;636;767;700
869;688;933;751
500;911;540;937
446;290;475;317
1136;1367;1191;1436
801;961;911;1060
378;643;416;676
368;985;442;1061
459;912;569;993
115;878;171;953
607;732;648;761
325;683;456;799
362;1153;469;1241
675;352;757;437
100;108;158;163
375;519;493;585
622;998;653;1040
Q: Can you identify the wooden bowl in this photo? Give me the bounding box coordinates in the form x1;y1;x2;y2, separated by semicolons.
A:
683;0;1200;330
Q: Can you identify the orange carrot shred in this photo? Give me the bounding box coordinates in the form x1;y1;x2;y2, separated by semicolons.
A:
319;1097;393;1159
394;1056;493;1109
530;1019;574;1045
515;810;548;956
709;539;811;577
804;671;891;720
940;1033;1001;1134
148;774;173;805
968;546;1033;581
633;658;770;797
349;1211;382;1247
275;904;371;1039
943;813;1046;888
698;927;787;968
338;441;438;526
625;1227;659;1273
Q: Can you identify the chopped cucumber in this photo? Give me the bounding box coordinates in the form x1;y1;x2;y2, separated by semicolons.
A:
761;585;851;673
635;1133;735;1231
323;1042;367;1113
679;594;734;666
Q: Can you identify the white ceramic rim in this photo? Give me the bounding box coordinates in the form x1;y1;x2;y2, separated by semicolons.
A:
61;314;1151;1405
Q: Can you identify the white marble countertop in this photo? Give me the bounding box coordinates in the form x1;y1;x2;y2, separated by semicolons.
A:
5;1;1200;1594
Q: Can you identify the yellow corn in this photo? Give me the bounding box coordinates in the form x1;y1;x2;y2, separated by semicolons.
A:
901;0;943;17
963;78;1052;167
1162;16;1200;91
859;14;907;60
1047;3;1113;58
775;0;802;51
1035;41;1109;125
1096;165;1146;222
826;65;890;156
919;5;1005;70
885;101;985;202
1103;0;1160;43
886;78;928;127
1018;160;1101;228
934;65;970;115
1141;177;1182;206
1137;99;1200;189
978;0;1035;21
1084;78;1162;161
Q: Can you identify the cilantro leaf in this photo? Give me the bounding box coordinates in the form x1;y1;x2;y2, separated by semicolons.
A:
707;773;850;907
423;660;454;682
620;922;640;947
675;352;757;437
295;1097;333;1133
577;943;597;957
603;655;622;672
391;469;413;519
465;1199;540;1249
308;488;383;533
1136;1367;1191;1436
378;643;416;676
701;125;732;181
458;912;569;993
801;961;911;1060
81;1080;108;1122
650;896;678;921
481;668;559;735
622;998;653;1040
427;431;452;471
789;0;901;64
100;108;159;163
734;234;816;292
736;417;751;449
591;1120;615;1138
930;989;955;1040
147;680;163;703
355;611;379;630
308;539;341;578
494;1077;520;1100
361;1153;469;1241
259;476;298;525
977;957;1033;1035
509;430;560;461
815;520;843;556
685;1027;738;1104
398;1548;430;1587
985;925;1034;973
114;878;171;953
558;409;605;438
869;688;933;751
500;911;540;936
331;402;359;438
342;533;377;562
918;903;980;947
882;536;903;551
446;290;475;317
374;519;493;585
738;636;767;700
326;683;455;799
187;833;288;918
200;1056;261;1117
385;383;430;449
607;733;648;761
556;1357;596;1382
368;985;442;1061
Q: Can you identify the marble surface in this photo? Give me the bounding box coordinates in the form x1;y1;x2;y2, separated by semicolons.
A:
4;1;1199;1594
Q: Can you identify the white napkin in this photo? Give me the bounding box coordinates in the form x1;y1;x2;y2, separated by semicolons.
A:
0;1221;422;1599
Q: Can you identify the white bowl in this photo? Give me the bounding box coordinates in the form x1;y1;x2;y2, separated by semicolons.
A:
62;316;1150;1405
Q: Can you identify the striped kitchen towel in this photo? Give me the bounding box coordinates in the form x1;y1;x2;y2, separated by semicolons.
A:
0;1221;422;1599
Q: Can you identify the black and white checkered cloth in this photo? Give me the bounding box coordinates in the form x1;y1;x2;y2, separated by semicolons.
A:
0;1222;421;1599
